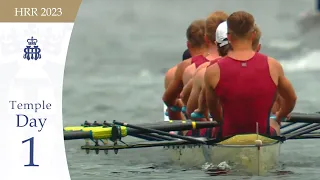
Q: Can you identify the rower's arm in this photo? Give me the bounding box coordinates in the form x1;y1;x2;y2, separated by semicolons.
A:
164;66;176;89
275;59;297;119
204;64;223;122
180;78;193;105
197;88;207;112
186;79;200;117
162;62;186;107
198;70;208;113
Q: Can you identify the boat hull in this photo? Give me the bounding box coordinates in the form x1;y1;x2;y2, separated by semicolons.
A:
165;134;281;175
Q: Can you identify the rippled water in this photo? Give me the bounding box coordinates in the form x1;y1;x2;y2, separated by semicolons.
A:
63;0;320;179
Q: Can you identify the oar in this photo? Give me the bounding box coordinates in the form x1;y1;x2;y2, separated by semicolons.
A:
64;120;219;140
134;134;176;141
281;123;311;135
285;112;320;123
284;123;316;136
284;124;320;139
288;134;320;139
64;120;218;132
64;131;91;140
280;112;320;130
113;120;208;144
280;122;295;129
64;129;174;141
101;120;176;141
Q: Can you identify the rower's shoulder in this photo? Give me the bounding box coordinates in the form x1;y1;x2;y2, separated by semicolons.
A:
168;65;177;72
267;56;284;76
178;58;192;68
175;58;192;76
204;62;220;86
165;65;177;77
267;56;282;68
205;61;220;76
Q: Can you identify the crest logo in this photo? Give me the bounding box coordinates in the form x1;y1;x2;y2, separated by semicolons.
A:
23;36;41;60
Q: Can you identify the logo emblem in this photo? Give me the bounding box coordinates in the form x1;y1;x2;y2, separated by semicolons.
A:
23;36;41;60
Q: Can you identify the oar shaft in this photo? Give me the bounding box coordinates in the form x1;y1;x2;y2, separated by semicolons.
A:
280;122;295;129
289;134;320;139
281;123;310;135
114;121;207;144
125;121;218;136
135;134;176;141
287;112;320;123
88;121;174;141
285;124;320;139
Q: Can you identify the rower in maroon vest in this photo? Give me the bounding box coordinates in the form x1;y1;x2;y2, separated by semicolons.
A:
180;12;229;117
185;20;231;137
205;11;297;138
163;19;207;121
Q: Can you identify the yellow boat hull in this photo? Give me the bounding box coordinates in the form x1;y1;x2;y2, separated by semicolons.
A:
166;134;281;176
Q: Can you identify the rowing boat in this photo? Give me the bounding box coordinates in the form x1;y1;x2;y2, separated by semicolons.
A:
163;104;280;175
166;134;280;175
63;112;320;176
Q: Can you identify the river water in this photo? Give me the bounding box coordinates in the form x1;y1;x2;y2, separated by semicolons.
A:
63;0;320;179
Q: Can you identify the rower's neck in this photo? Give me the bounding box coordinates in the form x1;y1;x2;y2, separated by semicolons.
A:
206;44;220;59
190;47;207;57
228;40;255;60
230;40;252;51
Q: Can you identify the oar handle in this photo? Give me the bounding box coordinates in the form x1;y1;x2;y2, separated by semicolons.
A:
64;131;92;140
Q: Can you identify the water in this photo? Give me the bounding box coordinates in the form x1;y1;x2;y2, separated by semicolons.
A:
63;0;320;179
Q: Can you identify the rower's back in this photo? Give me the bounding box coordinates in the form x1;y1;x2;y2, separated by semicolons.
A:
182;55;209;85
215;52;277;137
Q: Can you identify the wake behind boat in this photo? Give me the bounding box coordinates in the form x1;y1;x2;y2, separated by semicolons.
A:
63;112;320;176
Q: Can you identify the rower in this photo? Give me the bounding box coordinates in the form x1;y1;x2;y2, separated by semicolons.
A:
184;21;230;137
179;11;229;117
164;49;192;120
191;23;262;120
186;20;229;120
162;19;207;119
191;24;283;135
204;11;297;138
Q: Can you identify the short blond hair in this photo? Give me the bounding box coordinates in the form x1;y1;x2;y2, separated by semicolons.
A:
205;11;229;44
186;19;206;48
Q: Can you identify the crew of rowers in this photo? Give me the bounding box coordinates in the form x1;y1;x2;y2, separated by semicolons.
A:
163;11;297;139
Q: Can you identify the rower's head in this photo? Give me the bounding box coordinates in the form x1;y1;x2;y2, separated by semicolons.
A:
186;19;206;55
205;11;229;47
227;11;256;49
252;24;261;52
215;21;230;57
